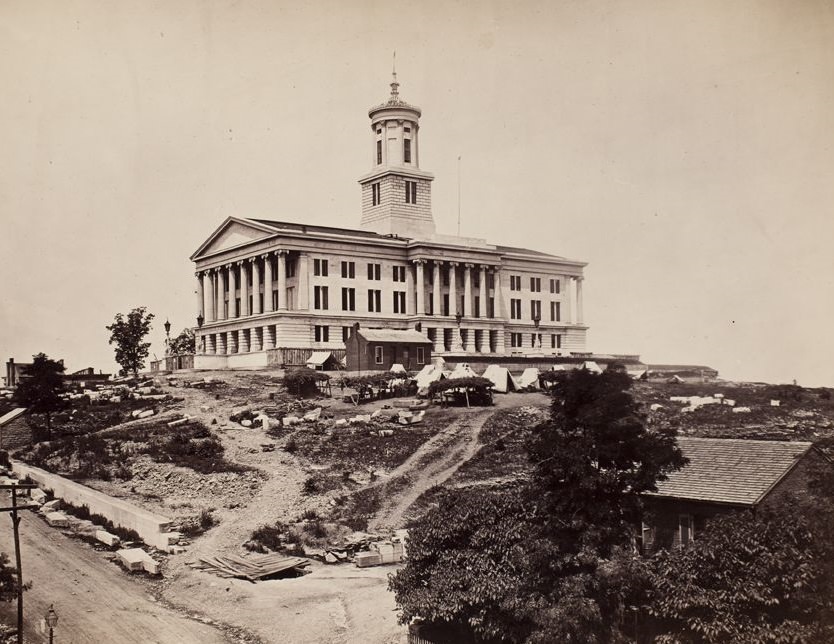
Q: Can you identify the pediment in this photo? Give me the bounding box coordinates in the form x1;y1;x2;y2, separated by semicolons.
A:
191;217;277;260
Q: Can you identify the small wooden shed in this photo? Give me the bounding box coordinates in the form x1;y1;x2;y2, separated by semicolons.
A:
345;324;432;372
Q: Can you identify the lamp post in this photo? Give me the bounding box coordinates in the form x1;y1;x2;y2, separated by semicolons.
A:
45;604;58;644
533;314;541;350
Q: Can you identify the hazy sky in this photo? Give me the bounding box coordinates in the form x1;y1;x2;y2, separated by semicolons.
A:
1;0;832;386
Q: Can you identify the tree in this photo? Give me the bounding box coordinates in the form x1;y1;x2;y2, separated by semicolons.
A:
390;368;686;642
12;353;66;440
168;327;196;356
106;307;154;376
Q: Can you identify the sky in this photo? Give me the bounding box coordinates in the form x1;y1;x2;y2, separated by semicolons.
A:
1;0;832;386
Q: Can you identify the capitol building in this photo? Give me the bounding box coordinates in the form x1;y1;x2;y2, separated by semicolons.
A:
190;72;588;370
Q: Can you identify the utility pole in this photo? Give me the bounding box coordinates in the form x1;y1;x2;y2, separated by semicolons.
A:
1;482;39;644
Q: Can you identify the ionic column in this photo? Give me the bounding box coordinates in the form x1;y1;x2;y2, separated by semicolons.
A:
414;260;425;316
432;261;441;315
463;264;473;317
493;267;504;319
564;275;573;324
228;264;238;318
196;273;205;324
277;250;287;310
251;258;262;315
217;267;227;321
263;254;274;313
449;262;459;316
205;271;216;322
298;253;310;310
239;261;249;316
479;266;487;318
576;277;584;324
405;265;417;315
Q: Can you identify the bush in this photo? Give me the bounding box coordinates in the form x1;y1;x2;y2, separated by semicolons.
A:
281;368;330;397
284;437;298;453
302;476;320;495
248;523;286;552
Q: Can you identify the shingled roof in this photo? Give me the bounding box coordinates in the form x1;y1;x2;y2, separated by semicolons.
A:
358;328;431;344
649;437;813;507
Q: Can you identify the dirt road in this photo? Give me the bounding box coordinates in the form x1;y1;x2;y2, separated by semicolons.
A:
0;511;231;644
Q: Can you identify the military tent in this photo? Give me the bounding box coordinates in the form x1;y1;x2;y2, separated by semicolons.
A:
482;365;518;393
448;363;478;379
582;361;603;374
518;368;540;389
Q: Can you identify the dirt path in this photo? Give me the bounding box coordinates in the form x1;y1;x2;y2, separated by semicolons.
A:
368;408;494;532
0;511;232;644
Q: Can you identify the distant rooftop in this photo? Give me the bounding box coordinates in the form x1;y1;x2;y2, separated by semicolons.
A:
649;437;813;506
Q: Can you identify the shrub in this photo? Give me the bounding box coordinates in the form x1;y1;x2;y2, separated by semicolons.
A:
284;437;298;453
281;368;330;397
302;476;320;495
249;523;285;552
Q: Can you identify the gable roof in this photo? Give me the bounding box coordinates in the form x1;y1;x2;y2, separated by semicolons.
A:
649;437;814;507
358;329;431;344
0;408;27;426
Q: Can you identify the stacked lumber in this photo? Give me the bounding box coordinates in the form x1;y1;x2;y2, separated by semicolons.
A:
190;553;309;582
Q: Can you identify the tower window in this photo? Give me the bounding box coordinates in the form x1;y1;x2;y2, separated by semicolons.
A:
405;180;417;204
404;126;411;133
371;183;381;206
376;140;382;165
403;139;411;163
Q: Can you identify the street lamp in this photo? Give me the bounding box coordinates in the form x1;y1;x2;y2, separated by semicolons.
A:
45;604;58;644
533;314;541;350
196;314;204;328
164;319;171;338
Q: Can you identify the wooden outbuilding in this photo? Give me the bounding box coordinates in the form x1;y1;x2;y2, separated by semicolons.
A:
345;324;432;372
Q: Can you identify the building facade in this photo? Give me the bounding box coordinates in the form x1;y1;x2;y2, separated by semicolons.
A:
191;73;588;370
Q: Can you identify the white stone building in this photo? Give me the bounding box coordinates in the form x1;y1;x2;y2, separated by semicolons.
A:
191;73;588;369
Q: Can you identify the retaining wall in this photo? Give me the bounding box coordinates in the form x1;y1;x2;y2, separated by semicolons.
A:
11;461;173;549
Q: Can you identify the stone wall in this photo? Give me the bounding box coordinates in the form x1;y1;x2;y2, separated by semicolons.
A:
0;415;33;452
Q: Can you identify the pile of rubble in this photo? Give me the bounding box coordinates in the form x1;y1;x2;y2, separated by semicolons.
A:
63;378;175;404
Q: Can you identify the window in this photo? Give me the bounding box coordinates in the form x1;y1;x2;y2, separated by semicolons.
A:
550;278;560;294
550;301;561;322
551;333;562;349
530;300;541;320
367;289;382;312
531;333;542;347
510;275;522;291
405;180;417;204
678;514;694;547
392;265;406;282
376;140;382;165
313;258;328;277
393;291;406;314
428;292;434;315
286;259;296;278
510;332;522;348
314;285;329;310
442;268;449;286
342;326;351;342
374;345;384;364
443;293;450;316
474;296;480;318
367;263;381;280
488;297;495;318
371;183;381;206
641;522;655;554
510;298;522;319
403;138;411;163
341;261;355;279
341;287;355;311
530;277;541;292
416;346;425;364
314;325;329;342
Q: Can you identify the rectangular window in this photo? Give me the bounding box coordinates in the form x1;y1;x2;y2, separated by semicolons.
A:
531;333;541;347
510;275;522;291
510;332;522;348
428;292;434;315
403;138;412;163
531;300;541;320
314;286;329;310
342;326;351;343
392;266;406;282
443;293;450;316
367;289;382;313
550;278;560;294
551;334;562;349
442;268;450;286
488;297;495;318
314;325;329;343
374;345;384;364
530;277;541;292
678;514;694;547
416;346;425;365
550;301;561;322
341;261;355;279
393;291;406;314
376;140;382;165
405;180;417;204
474;296;480;318
367;263;381;280
488;273;494;290
371;182;381;206
313;258;328;277
286;259;296;278
510;298;522;319
641;522;655;554
341;287;355;311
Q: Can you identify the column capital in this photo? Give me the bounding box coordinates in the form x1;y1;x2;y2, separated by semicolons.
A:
248;256;257;263
412;258;426;266
276;249;287;256
465;263;475;269
235;260;244;266
449;261;459;267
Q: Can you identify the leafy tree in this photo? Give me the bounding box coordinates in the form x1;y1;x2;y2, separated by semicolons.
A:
0;552;27;603
106;307;154;376
391;368;685;642
12;353;66;440
168;327;196;356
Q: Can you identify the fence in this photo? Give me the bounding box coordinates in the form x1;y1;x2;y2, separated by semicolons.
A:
267;347;346;367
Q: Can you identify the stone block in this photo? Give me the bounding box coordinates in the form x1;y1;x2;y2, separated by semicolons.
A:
137;409;155;419
355;551;382;568
42;499;61;512
45;512;69;528
158;531;182;546
303;408;322;422
166;545;187;555
96;530;120;547
334;419;348;427
117;548;148;571
30;488;47;504
732;407;751;413
142;558;161;575
771;400;781;407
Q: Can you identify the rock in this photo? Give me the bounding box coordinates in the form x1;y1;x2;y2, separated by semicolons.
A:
378;429;394;437
45;512;69;528
30;488;47;504
324;552;338;564
732;407;752;413
370;409;382;419
137;409;155;419
283;415;301;427
334;419;348;427
42;499;61;512
303;408;322;422
650;403;664;411
241;419;253;428
771;400;781;407
95;530;120;547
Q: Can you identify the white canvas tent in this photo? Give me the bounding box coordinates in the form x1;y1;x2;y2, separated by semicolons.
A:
448;363;478;379
581;361;603;374
390;363;407;374
415;364;444;394
518;368;540;389
482;365;519;393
